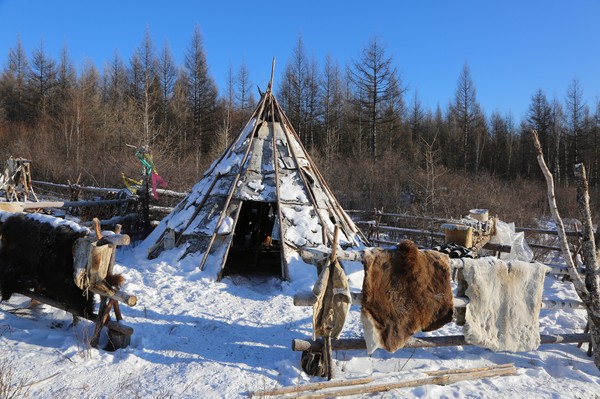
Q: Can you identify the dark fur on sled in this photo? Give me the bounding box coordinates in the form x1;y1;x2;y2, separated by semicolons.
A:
0;214;123;318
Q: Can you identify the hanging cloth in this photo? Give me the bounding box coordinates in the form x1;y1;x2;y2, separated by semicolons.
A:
122;173;142;195
135;146;168;199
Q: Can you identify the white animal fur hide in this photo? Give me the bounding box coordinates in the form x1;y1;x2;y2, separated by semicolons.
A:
461;257;550;352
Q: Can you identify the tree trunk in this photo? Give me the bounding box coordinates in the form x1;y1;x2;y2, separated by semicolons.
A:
574;163;600;367
531;130;600;370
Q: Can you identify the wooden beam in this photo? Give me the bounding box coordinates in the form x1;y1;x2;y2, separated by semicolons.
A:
482;243;512;253
349;210;581;238
0;199;132;213
293;291;584;310
15;290;133;334
301;247;575;275
291;333;592;352
88;284;137;307
32;180;121;195
81;214;142;228
516;226;581;237
95;234;131;247
355;223;446;239
16;289;92;320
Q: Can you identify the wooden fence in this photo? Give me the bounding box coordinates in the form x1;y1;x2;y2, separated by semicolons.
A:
346;209;580;255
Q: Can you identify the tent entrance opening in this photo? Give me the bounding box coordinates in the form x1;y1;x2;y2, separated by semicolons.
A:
223;201;281;277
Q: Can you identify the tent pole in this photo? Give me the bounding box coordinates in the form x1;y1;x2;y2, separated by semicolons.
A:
270;94;289;280
175;175;221;248
216;203;243;281
267;57;275;93
273;99;332;246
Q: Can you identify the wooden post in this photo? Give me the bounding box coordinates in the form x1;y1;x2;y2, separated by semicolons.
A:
322;226;340;380
374;207;382;244
13;264;134;351
143;170;151;236
574;163;600;360
90;299;114;348
106;299;131;351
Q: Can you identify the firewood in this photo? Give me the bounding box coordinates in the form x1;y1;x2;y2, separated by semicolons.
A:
88;283;137;307
424;363;514;376
251;376;376;397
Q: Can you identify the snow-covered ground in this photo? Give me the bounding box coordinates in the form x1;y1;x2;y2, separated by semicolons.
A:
1;241;599;398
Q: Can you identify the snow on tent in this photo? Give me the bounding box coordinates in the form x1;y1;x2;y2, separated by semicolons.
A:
142;69;367;281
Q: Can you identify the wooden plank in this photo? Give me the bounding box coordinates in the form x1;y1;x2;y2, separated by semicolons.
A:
15;289;93;320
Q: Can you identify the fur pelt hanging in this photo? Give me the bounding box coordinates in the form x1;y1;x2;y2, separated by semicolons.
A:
361;240;454;354
460;257;550;352
312;258;351;340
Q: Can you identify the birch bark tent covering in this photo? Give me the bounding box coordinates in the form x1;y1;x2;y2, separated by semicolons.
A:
143;70;367;280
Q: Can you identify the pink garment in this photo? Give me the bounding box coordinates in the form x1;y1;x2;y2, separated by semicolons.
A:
151;171;168;199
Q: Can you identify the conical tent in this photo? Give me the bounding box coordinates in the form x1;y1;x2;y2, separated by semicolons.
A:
143;72;367;280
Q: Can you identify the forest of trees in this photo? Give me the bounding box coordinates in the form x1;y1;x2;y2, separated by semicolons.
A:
0;28;598;222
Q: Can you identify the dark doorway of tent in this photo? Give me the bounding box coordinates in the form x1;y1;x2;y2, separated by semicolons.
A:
223;201;282;278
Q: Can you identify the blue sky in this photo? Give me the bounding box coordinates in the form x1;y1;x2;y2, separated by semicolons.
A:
1;0;599;121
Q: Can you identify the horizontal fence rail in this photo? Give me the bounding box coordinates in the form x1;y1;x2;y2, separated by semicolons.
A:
32;180;188;199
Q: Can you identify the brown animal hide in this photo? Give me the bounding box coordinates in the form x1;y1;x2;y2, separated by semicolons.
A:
361;240;454;354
